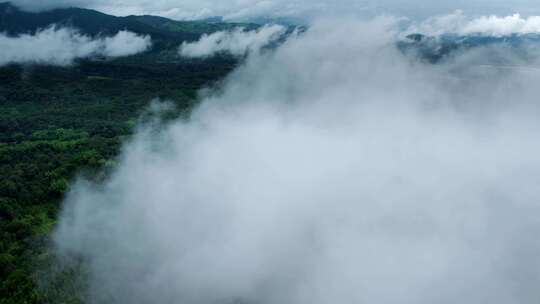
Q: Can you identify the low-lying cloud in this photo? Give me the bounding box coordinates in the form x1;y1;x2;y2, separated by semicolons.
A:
49;16;540;304
411;11;540;36
179;25;286;58
0;26;152;66
100;30;152;57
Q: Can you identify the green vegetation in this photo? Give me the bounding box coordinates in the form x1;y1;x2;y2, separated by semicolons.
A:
0;47;237;304
0;2;271;302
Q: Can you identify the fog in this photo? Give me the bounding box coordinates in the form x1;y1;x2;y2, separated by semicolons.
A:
0;26;151;66
51;16;540;304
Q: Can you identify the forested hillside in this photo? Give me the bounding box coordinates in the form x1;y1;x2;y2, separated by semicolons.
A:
0;2;242;303
0;1;254;38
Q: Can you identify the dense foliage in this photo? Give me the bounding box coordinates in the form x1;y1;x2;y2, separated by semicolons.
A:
0;33;238;304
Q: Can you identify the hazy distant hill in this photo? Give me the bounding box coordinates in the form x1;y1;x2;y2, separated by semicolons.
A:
0;1;267;65
3;1;540;64
400;33;540;63
0;2;255;41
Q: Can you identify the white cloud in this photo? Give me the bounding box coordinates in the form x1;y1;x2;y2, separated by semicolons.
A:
101;30;153;57
49;17;540;304
463;14;540;36
179;25;286;58
410;11;540;36
0;26;152;66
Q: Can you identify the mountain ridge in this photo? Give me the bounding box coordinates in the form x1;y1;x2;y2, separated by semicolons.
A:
0;1;256;41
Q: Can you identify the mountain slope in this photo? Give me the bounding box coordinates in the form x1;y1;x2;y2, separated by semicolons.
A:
399;33;540;63
0;2;254;42
0;4;246;304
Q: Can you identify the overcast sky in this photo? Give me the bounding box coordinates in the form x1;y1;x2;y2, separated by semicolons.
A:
9;0;540;21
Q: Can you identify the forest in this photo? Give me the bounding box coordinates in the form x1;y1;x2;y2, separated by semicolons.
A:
0;55;239;304
0;2;243;302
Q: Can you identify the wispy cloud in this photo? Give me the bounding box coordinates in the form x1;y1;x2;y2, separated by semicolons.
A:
0;26;152;66
179;25;286;58
411;11;540;36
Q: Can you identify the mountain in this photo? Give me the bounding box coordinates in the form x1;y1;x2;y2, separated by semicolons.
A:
0;1;267;65
3;1;540;65
0;2;255;41
399;33;540;63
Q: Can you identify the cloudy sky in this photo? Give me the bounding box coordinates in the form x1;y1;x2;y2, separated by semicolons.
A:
9;0;540;21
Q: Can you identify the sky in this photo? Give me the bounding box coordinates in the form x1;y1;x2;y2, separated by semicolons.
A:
8;0;540;21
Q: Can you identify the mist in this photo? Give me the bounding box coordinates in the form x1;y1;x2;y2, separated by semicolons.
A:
0;26;151;66
50;16;540;304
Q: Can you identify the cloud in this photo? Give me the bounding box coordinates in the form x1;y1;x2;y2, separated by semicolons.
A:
179;25;287;58
101;30;153;57
0;26;152;66
410;11;540;36
47;16;540;304
463;14;540;36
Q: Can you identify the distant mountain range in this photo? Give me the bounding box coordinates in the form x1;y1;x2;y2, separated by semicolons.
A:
0;2;256;41
2;1;539;64
399;33;540;63
0;1;265;63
